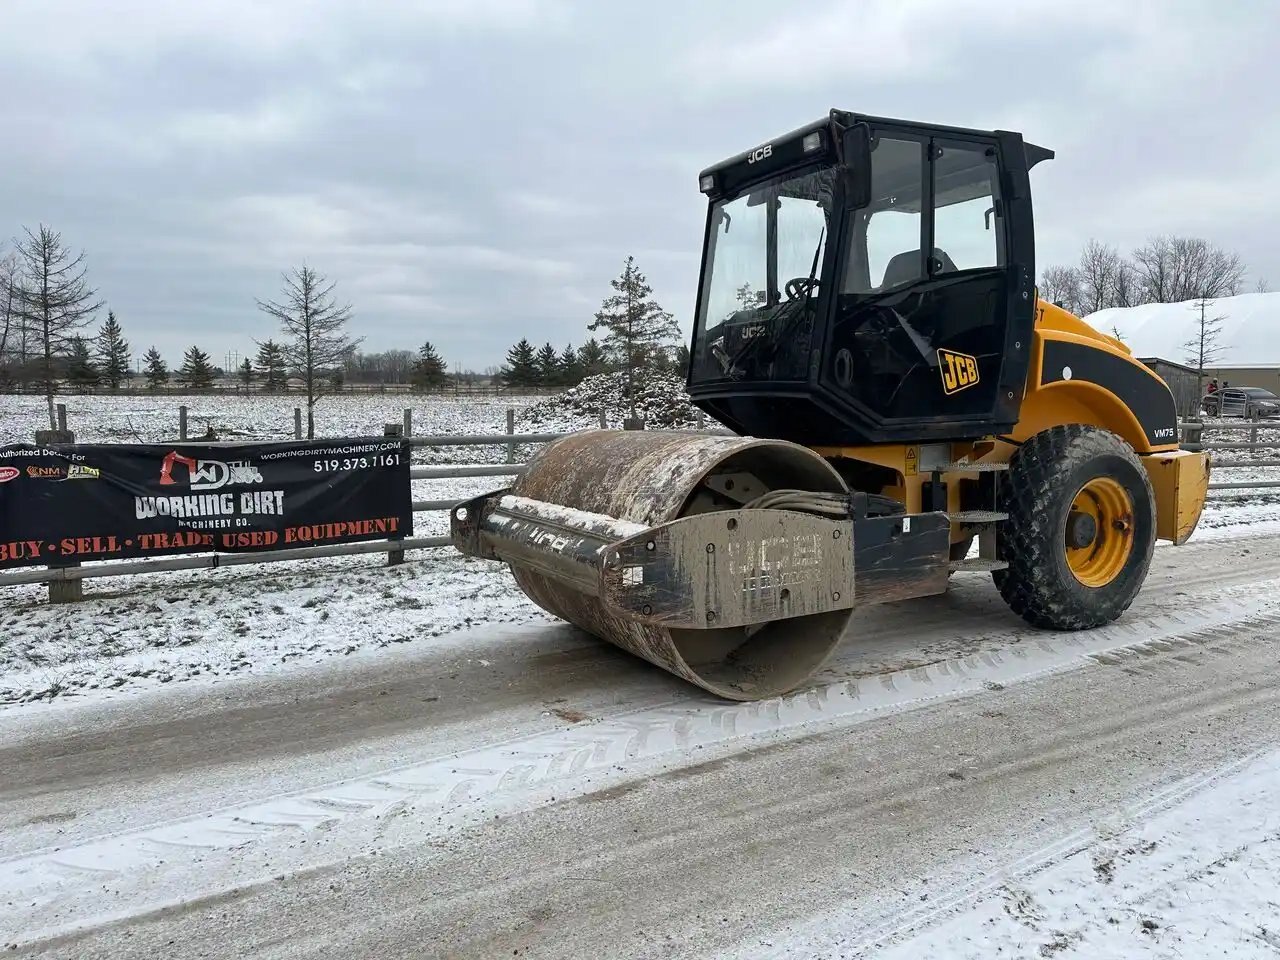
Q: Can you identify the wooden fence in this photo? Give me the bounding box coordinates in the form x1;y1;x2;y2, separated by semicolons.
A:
2;417;1276;601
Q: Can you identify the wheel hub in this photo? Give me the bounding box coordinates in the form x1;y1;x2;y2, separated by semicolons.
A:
1064;477;1135;588
1065;510;1097;549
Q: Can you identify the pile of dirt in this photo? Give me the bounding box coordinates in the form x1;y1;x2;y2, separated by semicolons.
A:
518;372;704;431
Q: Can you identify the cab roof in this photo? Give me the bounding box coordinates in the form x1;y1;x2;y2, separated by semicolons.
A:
698;110;1053;181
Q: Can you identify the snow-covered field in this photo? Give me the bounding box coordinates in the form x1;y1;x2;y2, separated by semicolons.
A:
0;391;558;469
0;391;541;446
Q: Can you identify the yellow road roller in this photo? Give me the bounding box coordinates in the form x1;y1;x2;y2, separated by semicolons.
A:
451;110;1210;700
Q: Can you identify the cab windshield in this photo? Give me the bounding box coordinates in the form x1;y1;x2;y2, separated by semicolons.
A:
692;165;835;383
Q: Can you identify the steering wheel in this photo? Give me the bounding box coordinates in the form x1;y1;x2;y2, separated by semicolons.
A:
784;276;819;300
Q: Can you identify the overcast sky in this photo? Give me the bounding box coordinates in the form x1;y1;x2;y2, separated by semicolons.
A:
3;0;1277;370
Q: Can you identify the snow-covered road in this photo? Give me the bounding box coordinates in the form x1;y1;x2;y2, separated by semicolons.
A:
4;532;1280;957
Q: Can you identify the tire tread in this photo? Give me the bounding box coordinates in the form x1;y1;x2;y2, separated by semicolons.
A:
996;425;1156;630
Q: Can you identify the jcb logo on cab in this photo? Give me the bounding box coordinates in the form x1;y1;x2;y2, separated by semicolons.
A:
938;349;979;395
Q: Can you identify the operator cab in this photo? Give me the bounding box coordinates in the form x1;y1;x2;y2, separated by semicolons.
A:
688;110;1053;446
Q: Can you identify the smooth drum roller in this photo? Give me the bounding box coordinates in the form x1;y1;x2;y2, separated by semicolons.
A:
454;430;855;700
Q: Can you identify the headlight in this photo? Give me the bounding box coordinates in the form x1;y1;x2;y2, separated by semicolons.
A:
802;131;823;153
699;174;715;194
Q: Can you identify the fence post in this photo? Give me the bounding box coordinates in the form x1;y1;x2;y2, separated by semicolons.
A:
506;408;516;464
34;425;82;602
179;405;188;441
294;408;303;440
380;420;407;566
598;409;607;430
48;566;82;604
403;408;413;438
696;409;705;431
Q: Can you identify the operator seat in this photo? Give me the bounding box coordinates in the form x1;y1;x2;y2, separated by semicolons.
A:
879;247;958;289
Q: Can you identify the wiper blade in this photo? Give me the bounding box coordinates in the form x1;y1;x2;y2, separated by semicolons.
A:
722;228;825;376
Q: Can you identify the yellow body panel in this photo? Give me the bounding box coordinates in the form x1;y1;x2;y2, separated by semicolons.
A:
1034;300;1128;350
1143;449;1210;545
811;297;1206;545
1023;302;1178;455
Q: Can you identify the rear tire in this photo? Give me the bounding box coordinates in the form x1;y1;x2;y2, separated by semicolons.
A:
996;425;1155;629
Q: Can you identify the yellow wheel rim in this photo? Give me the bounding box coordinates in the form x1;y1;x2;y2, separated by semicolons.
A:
1065;477;1134;588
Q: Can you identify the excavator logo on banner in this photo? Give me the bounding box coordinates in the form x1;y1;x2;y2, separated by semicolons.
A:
938;349;980;396
159;451;264;490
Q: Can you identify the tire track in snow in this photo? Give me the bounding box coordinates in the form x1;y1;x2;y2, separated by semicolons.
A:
771;747;1270;960
5;580;1280;916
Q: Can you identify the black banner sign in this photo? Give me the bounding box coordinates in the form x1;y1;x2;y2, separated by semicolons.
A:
0;438;412;568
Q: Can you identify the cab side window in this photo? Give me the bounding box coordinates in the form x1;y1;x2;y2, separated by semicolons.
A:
932;143;1002;273
843;136;924;293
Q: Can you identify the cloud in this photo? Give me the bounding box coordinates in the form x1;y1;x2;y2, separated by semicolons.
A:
210;189;461;249
506;192;598;218
1;0;1277;371
0;0;565;67
164;99;320;151
675;0;1128;95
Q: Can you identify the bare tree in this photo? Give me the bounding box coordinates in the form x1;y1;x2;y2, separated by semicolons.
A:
11;225;103;428
1042;242;1142;316
256;265;362;439
1182;297;1226;400
1111;260;1139;308
1039;264;1082;314
1076;239;1126;315
1132;235;1245;303
0;248;21;386
1256;277;1271;294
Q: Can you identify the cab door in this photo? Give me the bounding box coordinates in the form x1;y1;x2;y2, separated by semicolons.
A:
818;125;1037;443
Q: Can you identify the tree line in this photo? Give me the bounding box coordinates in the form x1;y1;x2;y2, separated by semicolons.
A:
1039;235;1257;317
0;225;362;437
1039;234;1263;381
0;224;686;436
500;256;685;416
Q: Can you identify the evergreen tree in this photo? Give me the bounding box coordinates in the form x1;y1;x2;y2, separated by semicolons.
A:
735;282;761;309
558;344;582;386
255;338;287;392
650;342;686;374
66;336;99;390
96;310;130;390
180;345;215;389
238;357;253;387
577;338;608;377
588;256;680;418
143;346;168;390
501;338;539;388
535;341;559;386
411;341;448;391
